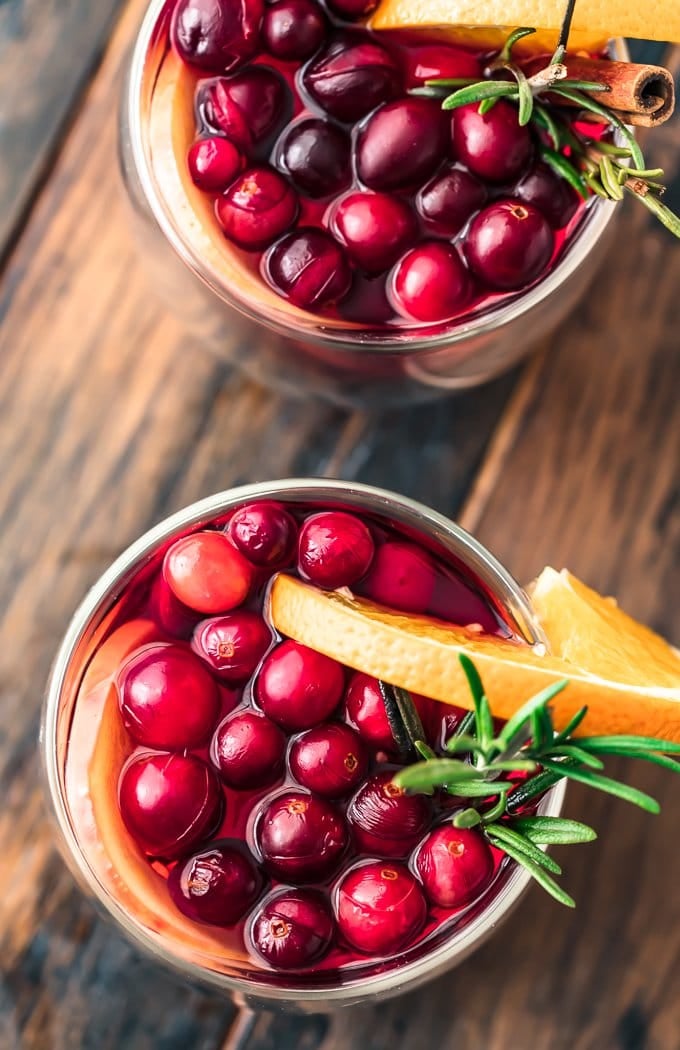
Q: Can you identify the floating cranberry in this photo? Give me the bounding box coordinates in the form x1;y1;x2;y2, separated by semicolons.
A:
330;192;417;275
452;100;533;183
171;0;264;74
464;200;554;290
297;510;375;588
168;840;262;925
228;500;297;567
251;889;335;968
212;709;286;788
188;136;244;192
513;162;580;229
265;229;351;310
391;242;471;322
119;753;223;859
164;530;253;614
197;68;286;151
278;119;351;198
344;672;395;751
403;43;482;87
148;574;200;638
356;98;448;191
348;770;432;856
415;825;494;908
192;611;271;682
336;861;427;955
326;0;378;18
216;167;298;249
256;790;348;881
360;540;436;612
116;642;220;750
289;722;368;797
416;165;487;237
255;640;344;730
303;36;401;123
263;0;326;60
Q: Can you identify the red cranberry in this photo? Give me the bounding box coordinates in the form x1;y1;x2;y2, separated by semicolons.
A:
263;0;326;60
330;192;417;275
250;889;334;968
168;840;262;925
415;825;494;908
256;790;348;881
265;229;351;310
416;165;487;237
197;68;286;150
216;167;298;249
289;722;368;797
348;770;432;857
403;43;482;87
356;98;448;191
336;861;427;955
164;530;253;614
391;242;471;322
360;540;436;612
464;200;554;290
148;573;201;638
345;672;395;751
303;36;401;123
452;100;533;183
187;136;244;192
513;162;580;229
255;640;344;730
278;119;351;198
212;709;286;788
326;0;377;18
116;642;220;750
118;753;223;858
228;500;297;567
192;611;271;683
297;511;375;588
171;0;264;74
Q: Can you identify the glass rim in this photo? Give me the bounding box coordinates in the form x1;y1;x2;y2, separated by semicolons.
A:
42;479;565;1003
124;0;624;354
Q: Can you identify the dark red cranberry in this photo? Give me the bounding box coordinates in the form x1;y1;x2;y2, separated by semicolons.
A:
416;165;487;237
212;709;286;788
116;642;220;750
452;100;533;183
513;162;580;229
168;840;262;925
228;500;297;567
148;574;200;639
118;753;223;858
197;68;286;151
297;510;375;588
216;167;298;249
192;611;271;683
263;0;326;60
391;242;471;322
265;229;351;310
164;530;253;614
360;540;437;613
464;200;554;290
289;722;368;797
278;119;351;198
336;861;427;955
303;36;401;123
356;98;448;191
403;43;482;88
188;136;244;192
256;790;348;881
326;0;377;18
415;825;494;908
344;672;395;751
250;889;335;968
171;0;264;74
331;192;417;275
348;770;432;857
255;640;344;730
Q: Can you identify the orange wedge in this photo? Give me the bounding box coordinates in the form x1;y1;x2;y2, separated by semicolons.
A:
268;570;680;740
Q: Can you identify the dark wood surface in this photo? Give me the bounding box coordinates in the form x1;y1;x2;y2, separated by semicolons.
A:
0;1;678;1046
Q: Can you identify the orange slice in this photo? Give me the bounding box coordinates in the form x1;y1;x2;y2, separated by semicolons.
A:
268;571;680;740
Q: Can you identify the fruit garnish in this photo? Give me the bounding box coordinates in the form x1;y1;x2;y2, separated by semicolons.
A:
267;570;680;739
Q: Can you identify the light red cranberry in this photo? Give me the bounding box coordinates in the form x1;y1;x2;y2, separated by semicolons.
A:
187;136;244;192
228;500;297;567
297;510;375;588
359;540;437;613
391;242;471;323
347;770;432;856
336;861;427;955
255;640;345;730
192;611;271;683
415;825;494;908
330;192;417;275
164;530;253;614
211;709;286;788
289;722;368;797
215;167;298;250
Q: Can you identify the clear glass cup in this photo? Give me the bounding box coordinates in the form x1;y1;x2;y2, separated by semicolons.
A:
42;479;565;1009
119;0;623;409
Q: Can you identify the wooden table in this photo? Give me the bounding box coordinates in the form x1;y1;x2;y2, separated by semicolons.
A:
1;2;678;1046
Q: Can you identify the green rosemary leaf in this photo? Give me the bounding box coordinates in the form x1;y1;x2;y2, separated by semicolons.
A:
458;652;485;707
594;140;632;157
583;172;609;199
415;739;437;761
480;792;508;824
486;824;562;874
445;734;485;755
624;166;665;179
557;79;610;92
549;86;645;169
492;839;575;907
599;156;624;200
544;743;604;769
539;145;589;199
511;815;597;845
442;80;516;111
453;807;482;828
539;759;661;813
554;705;589;742
393;758;483;792
484;759;538;773
577;736;680;755
506;768;564;811
627;189;680;238
478;96;501;115
496;679;569;751
499;26;536;62
424;77;479;88
393;686;427;748
448;779;515;798
498;62;533;124
453;709;477;739
619;751;680;773
531;103;562;149
459;653;494;749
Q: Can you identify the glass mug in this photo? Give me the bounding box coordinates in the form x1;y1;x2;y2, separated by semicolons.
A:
42;479;565;1009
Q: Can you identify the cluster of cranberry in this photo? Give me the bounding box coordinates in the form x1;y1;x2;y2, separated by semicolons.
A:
114;501;500;970
171;0;580;323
